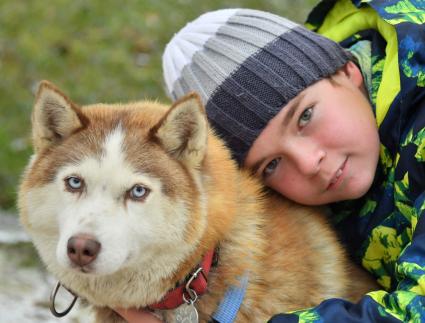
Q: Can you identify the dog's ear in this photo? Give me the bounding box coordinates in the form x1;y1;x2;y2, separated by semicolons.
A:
32;81;87;153
150;93;208;168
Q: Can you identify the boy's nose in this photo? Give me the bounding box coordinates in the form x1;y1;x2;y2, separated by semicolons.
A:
289;144;325;176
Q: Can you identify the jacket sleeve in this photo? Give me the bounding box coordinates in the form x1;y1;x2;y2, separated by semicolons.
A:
268;195;425;323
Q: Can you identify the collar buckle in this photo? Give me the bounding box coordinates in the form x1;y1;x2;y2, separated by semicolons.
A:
183;267;205;304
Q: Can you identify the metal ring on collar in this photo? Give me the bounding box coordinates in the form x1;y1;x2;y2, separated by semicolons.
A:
49;281;78;317
183;288;198;305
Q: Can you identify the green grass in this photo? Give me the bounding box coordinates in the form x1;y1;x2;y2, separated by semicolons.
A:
0;242;41;268
0;0;317;211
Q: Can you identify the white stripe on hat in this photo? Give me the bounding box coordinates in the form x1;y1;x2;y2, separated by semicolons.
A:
162;9;238;94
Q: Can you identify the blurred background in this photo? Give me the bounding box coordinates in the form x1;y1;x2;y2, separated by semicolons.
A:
0;0;316;321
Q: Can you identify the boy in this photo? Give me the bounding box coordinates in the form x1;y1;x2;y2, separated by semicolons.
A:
118;1;425;322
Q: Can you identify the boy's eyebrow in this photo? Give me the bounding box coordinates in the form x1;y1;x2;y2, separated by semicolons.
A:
248;92;306;175
282;92;305;127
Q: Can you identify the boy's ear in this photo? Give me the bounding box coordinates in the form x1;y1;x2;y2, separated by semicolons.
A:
341;61;364;89
150;92;208;169
32;81;87;153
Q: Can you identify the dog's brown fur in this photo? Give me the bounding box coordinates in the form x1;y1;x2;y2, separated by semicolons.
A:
19;81;377;323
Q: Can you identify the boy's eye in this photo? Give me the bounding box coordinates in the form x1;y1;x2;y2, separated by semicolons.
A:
263;157;281;178
298;107;313;127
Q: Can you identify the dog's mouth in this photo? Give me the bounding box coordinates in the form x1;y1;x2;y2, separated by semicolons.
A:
79;266;93;274
69;263;96;274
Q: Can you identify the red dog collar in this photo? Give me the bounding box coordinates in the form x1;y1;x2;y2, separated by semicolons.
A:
149;249;216;310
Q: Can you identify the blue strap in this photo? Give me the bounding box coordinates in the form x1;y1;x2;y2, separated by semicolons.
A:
212;274;249;323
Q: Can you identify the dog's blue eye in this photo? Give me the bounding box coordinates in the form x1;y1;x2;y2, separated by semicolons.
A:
65;176;84;191
129;184;149;200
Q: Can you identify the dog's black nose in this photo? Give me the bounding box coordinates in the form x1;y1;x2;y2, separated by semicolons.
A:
67;235;101;267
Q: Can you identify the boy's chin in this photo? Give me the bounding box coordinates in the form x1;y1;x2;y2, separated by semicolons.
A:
305;186;373;206
337;180;375;203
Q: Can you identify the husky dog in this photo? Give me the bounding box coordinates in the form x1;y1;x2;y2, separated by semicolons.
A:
19;81;376;323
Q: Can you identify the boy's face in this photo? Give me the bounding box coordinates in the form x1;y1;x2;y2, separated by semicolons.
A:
244;62;380;205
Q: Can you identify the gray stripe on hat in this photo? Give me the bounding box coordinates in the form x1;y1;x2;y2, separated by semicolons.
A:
171;38;261;102
228;9;298;37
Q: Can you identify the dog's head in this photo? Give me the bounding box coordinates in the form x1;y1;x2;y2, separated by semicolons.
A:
18;81;216;304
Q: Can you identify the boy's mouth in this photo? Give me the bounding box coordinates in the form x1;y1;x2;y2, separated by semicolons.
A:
327;158;348;190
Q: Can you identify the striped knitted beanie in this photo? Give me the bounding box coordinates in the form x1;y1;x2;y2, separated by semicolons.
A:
162;9;353;165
